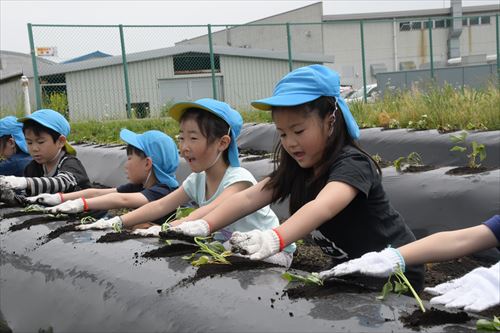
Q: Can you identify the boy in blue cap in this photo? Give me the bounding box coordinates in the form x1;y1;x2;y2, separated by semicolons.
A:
78;98;295;267
28;130;179;219
0;116;32;176
0;109;91;196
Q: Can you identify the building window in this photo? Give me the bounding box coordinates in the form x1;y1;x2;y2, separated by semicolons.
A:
130;102;150;118
399;22;411;31
173;52;220;75
480;16;491;24
423;20;433;29
462;18;469;26
469;17;480;25
411;21;422;30
434;19;446;28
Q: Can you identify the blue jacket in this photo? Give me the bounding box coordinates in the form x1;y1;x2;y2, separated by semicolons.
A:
0;152;32;176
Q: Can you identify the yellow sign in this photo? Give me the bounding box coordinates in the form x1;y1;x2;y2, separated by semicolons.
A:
36;47;57;56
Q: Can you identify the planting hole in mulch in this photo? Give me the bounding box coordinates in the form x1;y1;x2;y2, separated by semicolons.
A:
142;243;199;259
400;308;470;328
403;165;437;173
159;230;196;244
96;232;155;243
285;277;373;300
9;215;71;232
445;166;490;175
2;210;45;219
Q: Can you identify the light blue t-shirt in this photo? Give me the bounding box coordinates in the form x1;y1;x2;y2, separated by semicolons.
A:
182;166;296;253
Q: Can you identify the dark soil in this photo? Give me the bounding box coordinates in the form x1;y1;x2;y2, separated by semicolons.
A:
159;230;196;244
96;232;154;243
239;148;271;156
142;243;198;258
445;166;490;175
285;277;373;300
241;155;271;162
400;308;470;328
9;215;72;231
404;165;437;173
43;223;79;241
290;243;333;272
2;210;45;219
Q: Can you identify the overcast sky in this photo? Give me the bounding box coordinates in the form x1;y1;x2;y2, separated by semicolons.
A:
1;0;498;58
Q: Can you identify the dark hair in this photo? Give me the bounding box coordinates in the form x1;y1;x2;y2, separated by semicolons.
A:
22;119;61;142
180;108;231;165
264;96;381;215
0;135;22;154
126;145;147;158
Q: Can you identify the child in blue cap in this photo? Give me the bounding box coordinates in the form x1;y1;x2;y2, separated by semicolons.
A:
26;130;179;221
0;116;32;176
179;65;424;289
0;109;91;196
78;98;295;267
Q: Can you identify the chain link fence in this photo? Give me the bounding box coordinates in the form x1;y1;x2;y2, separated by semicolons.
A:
6;13;498;121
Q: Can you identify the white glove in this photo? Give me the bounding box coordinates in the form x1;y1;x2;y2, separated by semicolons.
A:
318;247;405;280
132;225;161;237
75;216;122;231
46;198;85;214
169;219;210;237
425;262;500;312
25;193;63;206
0;176;27;190
229;229;281;261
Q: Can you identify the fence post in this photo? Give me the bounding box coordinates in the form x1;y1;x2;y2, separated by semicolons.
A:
27;23;42;110
428;18;434;80
360;20;367;103
496;14;499;84
119;24;132;118
286;23;293;72
208;24;218;99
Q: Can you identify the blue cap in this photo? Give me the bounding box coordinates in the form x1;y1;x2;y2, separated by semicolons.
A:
18;109;76;155
120;129;179;188
0;116;29;154
168;98;243;167
252;65;360;140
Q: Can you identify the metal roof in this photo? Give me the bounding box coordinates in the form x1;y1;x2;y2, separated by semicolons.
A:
0;50;54;81
36;44;334;77
323;4;499;22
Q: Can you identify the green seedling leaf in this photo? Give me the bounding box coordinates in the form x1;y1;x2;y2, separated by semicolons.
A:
80;216;97;224
394;281;409;294
377;280;393;300
175;207;195;219
192;255;210;266
476;316;500;331
281;272;323;286
164;239;172;246
450;132;467;143
450;146;466;152
22;204;46;212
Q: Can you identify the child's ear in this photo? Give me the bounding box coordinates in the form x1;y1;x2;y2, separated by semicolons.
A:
57;135;67;148
219;134;231;150
145;156;153;170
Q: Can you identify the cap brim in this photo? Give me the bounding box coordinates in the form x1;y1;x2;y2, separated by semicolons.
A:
251;93;321;111
169;102;217;122
119;128;144;152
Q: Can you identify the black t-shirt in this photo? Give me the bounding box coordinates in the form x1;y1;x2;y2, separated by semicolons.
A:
306;146;424;289
116;183;175;202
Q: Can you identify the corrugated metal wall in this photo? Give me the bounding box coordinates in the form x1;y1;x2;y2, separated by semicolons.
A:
0;78;24;113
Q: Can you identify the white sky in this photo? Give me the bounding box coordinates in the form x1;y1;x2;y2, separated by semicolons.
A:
1;0;498;58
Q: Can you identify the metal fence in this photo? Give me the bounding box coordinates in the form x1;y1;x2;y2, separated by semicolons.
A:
22;13;500;121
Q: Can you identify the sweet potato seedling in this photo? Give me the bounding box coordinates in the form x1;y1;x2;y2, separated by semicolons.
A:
377;266;425;312
393;152;423;172
182;236;232;266
282;272;324;286
476;316;500;331
450;131;487;168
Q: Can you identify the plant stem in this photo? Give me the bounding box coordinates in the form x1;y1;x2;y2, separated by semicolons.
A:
395;270;426;312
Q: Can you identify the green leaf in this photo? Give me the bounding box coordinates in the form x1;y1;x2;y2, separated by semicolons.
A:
377;280;393;300
450;132;467;143
450;146;466;152
394;281;409;294
281;272;323;286
476;318;500;331
175;207;196;219
192;255;210;266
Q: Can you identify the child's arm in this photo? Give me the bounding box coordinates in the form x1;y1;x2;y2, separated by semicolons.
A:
61;188;116;201
120;187;190;229
399;225;498;266
169;181;252;227
85;192;149;210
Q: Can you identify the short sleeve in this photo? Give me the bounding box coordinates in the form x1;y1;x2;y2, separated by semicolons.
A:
484;215;500;243
182;172;200;202
220;167;256;189
327;150;377;197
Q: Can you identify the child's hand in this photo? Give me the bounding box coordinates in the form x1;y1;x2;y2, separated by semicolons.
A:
229;230;281;260
318;248;405;279
0;176;27;190
132;225;161;237
26;193;63;206
169;219;210;237
425;262;499;312
46;198;84;214
76;216;122;231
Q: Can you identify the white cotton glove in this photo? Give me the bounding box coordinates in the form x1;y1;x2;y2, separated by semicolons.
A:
132;225;161;237
318;247;405;280
0;176;27;190
425;262;500;312
75;216;122;231
25;193;63;206
169;219;210;237
229;229;281;261
46;198;85;214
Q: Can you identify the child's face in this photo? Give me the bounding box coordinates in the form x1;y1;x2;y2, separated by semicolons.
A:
178;118;221;173
124;152;150;184
0;137;16;159
24;129;65;165
273;108;330;170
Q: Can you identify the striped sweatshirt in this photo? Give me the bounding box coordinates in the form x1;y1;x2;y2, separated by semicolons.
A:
23;152;91;195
